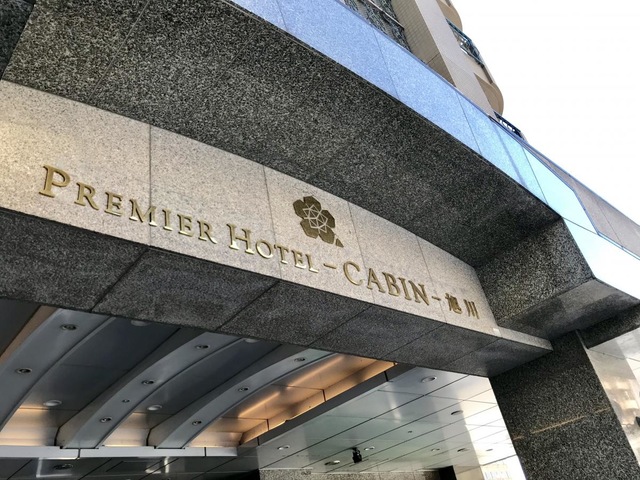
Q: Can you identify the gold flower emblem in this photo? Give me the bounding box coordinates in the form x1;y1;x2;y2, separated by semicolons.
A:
293;196;343;248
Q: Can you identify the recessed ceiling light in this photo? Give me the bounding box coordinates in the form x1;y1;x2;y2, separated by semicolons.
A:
457;448;468;452
421;376;437;383
141;380;155;385
121;399;131;403
451;410;463;415
237;387;249;392
131;320;149;327
277;445;290;450
99;417;112;423
407;430;413;434
53;464;73;470
486;448;494;452
431;448;440;452
294;357;306;362
192;420;202;426
43;400;62;407
15;368;32;374
244;338;259;343
364;447;375;451
60;324;77;331
196;344;209;350
147;405;163;411
325;460;340;465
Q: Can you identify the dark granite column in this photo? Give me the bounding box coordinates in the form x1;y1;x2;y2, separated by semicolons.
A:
491;332;640;479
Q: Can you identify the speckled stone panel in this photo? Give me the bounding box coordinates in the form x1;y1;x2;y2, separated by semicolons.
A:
491;332;640;479
478;220;595;336
312;305;442;360
305;96;558;267
2;0;559;268
443;337;550;377
219;281;369;347
386;325;498;369
0;209;145;310
498;279;638;340
4;0;148;102
581;303;640;348
0;0;32;78
93;248;278;330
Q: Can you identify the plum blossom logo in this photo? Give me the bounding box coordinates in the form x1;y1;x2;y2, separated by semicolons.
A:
293;196;343;248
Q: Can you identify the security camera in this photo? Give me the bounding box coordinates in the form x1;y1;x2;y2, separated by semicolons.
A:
352;448;363;464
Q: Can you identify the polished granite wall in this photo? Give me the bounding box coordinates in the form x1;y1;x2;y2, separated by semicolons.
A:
491;332;640;479
0;0;32;76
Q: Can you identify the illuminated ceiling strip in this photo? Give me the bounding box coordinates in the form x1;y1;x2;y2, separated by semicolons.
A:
149;346;334;449
57;330;242;448
0;307;112;431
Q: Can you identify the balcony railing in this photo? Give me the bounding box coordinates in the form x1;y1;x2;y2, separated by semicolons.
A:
495;112;526;140
446;19;484;67
340;0;410;50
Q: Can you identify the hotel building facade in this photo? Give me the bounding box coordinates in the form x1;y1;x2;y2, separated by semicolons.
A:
1;0;640;478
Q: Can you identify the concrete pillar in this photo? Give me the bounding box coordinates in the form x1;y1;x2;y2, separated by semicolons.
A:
491;332;640;479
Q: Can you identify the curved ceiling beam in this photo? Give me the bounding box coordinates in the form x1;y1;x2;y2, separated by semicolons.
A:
0;307;111;430
57;330;243;448
148;347;334;449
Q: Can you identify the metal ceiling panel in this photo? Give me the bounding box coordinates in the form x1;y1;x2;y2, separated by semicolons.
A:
0;308;110;431
367;421;444;443
330;418;416;442
86;458;162;477
461;406;504;427
8;458;108;479
22;364;127;412
416;400;495;425
57;331;241;448
0;459;29;480
377;396;459;422
469;389;498;404
149;347;331;448
0;408;76;447
132;341;278;416
61;320;178;370
276;355;376;390
158;457;234;474
261;453;314;469
223;385;322;420
102;413;171;447
328;391;422;419
429;376;492;401
268;415;366;443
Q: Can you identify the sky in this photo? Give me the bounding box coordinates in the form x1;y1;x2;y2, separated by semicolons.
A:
452;0;640;225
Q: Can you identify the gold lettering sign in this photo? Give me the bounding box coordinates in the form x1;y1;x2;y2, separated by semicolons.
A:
37;165;481;318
